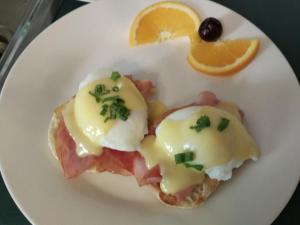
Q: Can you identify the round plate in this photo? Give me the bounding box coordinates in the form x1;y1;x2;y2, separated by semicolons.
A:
0;1;299;225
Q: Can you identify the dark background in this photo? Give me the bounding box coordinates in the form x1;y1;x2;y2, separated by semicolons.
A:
0;0;299;224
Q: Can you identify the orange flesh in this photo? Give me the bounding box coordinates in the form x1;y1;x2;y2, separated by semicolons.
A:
135;8;198;44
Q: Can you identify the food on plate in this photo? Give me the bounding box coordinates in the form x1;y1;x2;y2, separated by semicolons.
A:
147;100;168;125
48;71;153;178
129;1;259;76
49;74;259;207
129;1;201;46
141;91;259;207
198;17;223;42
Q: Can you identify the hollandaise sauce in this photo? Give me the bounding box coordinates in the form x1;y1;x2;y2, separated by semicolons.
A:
148;100;168;123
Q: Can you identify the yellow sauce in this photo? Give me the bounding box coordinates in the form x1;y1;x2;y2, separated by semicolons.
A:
148;100;168;124
140;105;259;194
140;135;204;193
63;100;101;156
63;76;147;156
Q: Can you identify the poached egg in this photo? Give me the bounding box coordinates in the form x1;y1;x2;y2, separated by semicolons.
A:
62;72;148;157
139;104;259;194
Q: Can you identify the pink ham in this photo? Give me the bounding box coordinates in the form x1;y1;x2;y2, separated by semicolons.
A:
55;120;162;184
149;91;219;134
126;75;153;100
95;149;139;176
55;120;97;178
95;149;162;185
192;91;219;106
132;154;162;186
55;119;162;184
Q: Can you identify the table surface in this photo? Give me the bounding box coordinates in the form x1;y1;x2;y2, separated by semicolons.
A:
0;0;299;224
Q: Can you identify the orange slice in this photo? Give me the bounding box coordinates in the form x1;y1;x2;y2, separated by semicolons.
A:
188;35;259;76
129;1;201;46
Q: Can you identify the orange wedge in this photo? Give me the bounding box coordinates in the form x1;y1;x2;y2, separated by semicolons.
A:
129;1;201;46
188;35;259;76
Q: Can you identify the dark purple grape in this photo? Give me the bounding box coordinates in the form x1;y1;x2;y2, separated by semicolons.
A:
198;17;223;42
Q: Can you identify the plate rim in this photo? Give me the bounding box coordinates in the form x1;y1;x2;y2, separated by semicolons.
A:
0;1;299;225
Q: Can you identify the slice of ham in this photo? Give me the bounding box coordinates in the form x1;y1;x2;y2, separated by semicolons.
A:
149;91;219;134
95;149;139;176
55;118;162;183
126;75;153;100
132;155;161;186
95;149;162;185
55;120;97;179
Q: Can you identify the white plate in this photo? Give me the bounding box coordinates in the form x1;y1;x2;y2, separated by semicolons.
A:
0;0;299;225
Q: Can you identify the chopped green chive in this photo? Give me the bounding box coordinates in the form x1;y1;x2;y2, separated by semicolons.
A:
184;163;203;171
88;91;101;103
95;84;110;95
100;104;108;116
174;151;194;164
102;99;130;122
174;152;203;172
100;97;130;122
110;71;121;81
89;84;110;102
112;86;119;92
114;97;125;104
217;117;230;132
190;115;210;132
89;81;130;122
118;107;130;121
102;95;120;103
174;153;185;164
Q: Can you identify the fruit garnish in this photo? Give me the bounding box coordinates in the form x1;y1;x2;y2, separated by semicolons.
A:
129;1;259;76
129;1;201;46
188;35;259;76
198;17;223;42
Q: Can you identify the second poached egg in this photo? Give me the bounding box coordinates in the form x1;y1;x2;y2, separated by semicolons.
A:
139;104;259;194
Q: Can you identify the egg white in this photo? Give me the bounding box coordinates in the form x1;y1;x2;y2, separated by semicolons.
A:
100;109;148;151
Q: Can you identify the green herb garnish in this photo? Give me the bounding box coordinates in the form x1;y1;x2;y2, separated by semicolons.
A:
102;95;121;103
112;86;119;92
110;71;121;81
88;91;101;103
100;104;108;116
100;96;130;122
174;151;194;164
184;163;203;171
217;117;230;132
190;115;210;132
89;81;130;122
89;84;110;102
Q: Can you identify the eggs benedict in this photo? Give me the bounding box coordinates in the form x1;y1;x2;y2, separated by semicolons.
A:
140;104;258;206
48;71;153;178
49;73;259;208
139;92;259;207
